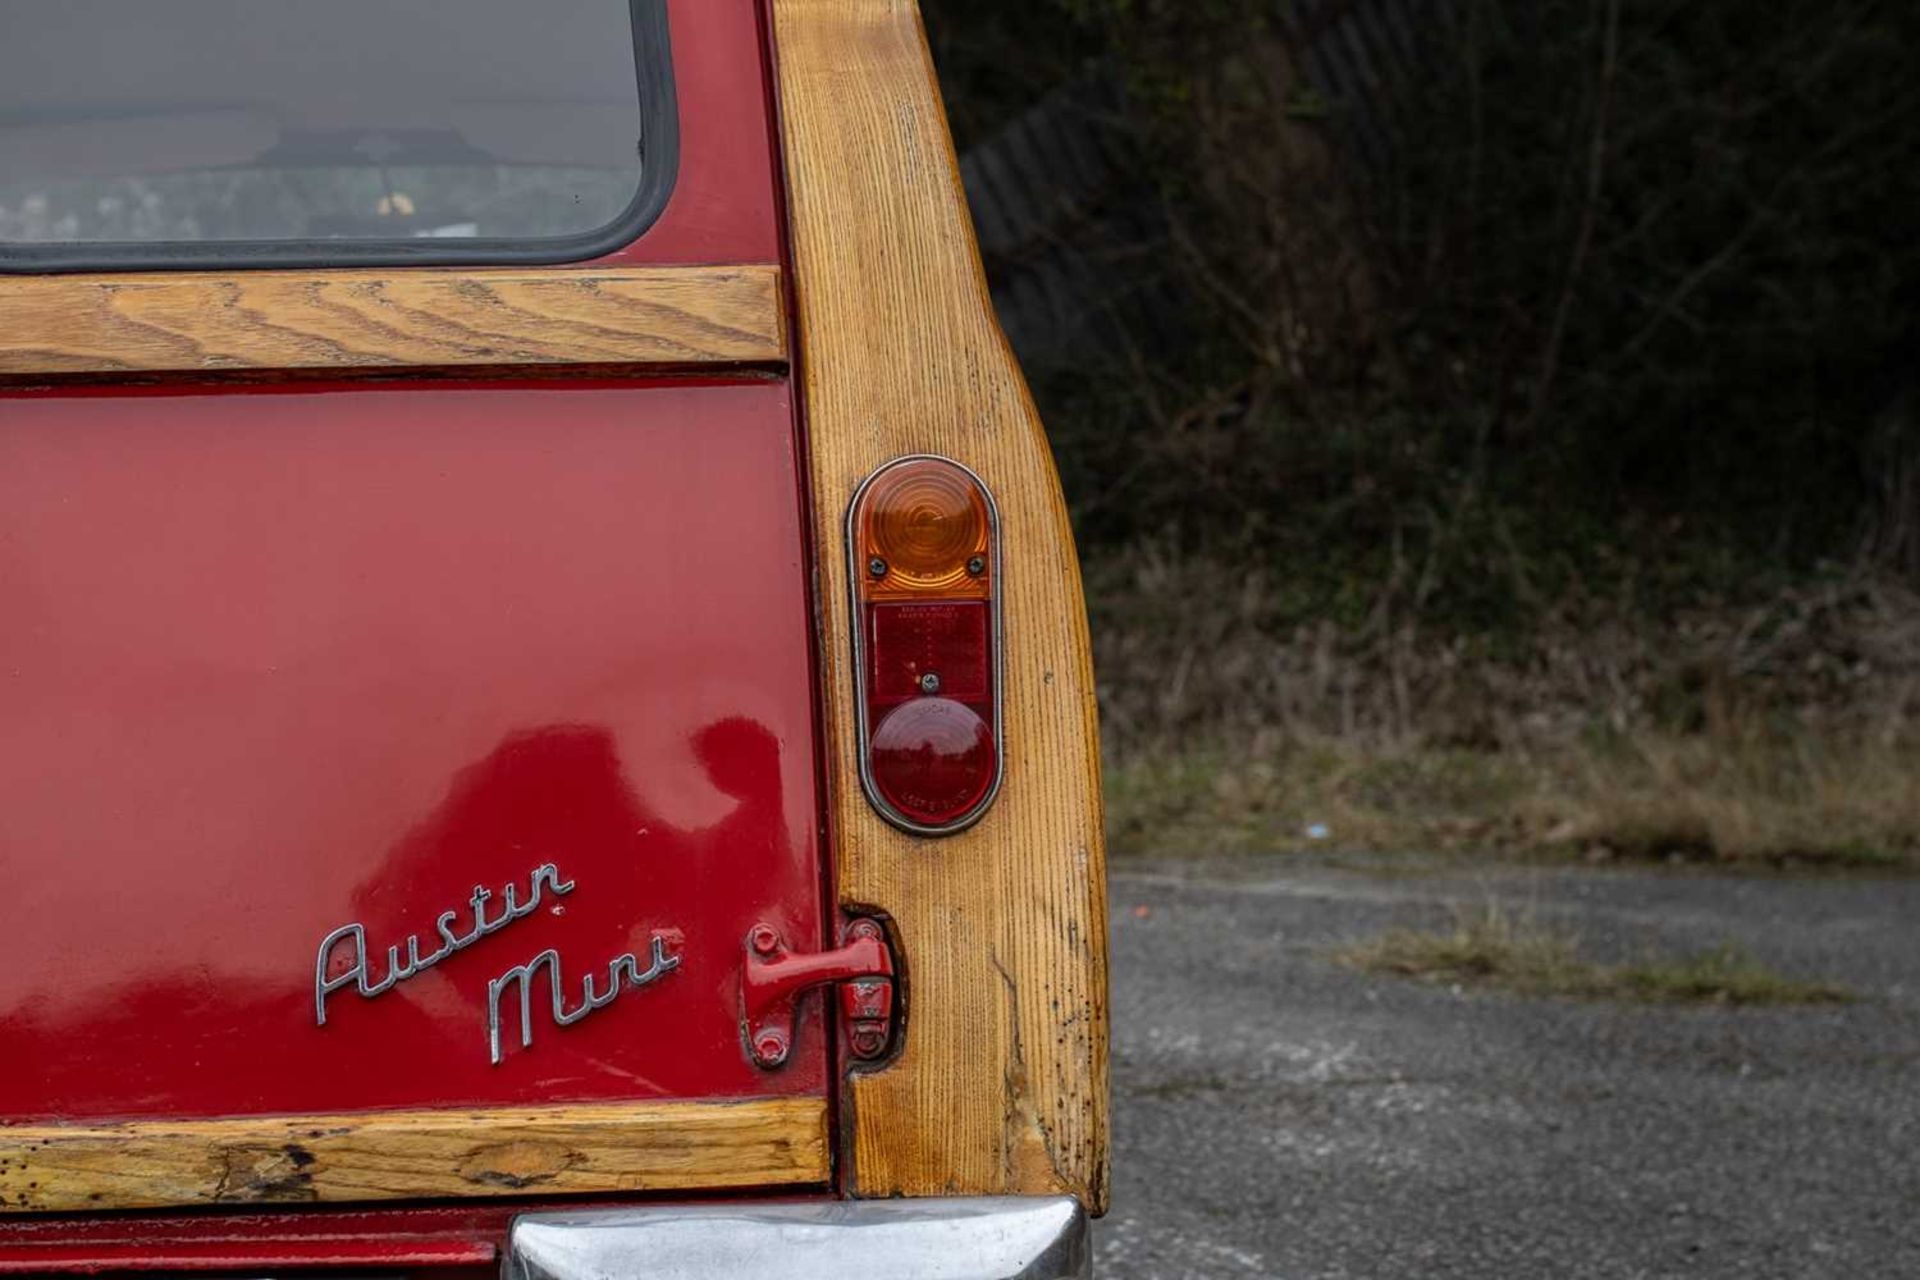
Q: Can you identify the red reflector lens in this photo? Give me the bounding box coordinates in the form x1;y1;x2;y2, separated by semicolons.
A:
868;601;992;702
868;697;997;827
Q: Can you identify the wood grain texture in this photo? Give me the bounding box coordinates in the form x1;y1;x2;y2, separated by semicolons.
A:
771;0;1111;1213
0;265;786;379
0;1098;827;1214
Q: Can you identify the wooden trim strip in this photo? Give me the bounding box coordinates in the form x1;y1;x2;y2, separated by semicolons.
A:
0;1097;828;1214
0;265;787;379
771;0;1111;1213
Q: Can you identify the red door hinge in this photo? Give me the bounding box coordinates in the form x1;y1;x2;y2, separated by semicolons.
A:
742;918;896;1069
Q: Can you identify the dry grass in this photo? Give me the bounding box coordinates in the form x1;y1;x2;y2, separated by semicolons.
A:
1094;547;1920;869
1106;735;1920;869
1558;734;1920;868
1091;544;1920;753
1335;904;1854;1005
1106;743;1540;858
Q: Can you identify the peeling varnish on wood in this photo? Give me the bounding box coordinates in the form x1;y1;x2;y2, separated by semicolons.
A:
771;0;1111;1213
0;1098;828;1214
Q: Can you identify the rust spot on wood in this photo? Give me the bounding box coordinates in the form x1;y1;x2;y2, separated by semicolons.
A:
215;1145;318;1202
458;1141;581;1190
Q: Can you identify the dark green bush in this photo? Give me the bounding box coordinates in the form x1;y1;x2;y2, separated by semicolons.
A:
925;0;1920;623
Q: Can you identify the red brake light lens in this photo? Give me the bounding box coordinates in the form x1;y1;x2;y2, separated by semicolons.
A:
869;697;997;825
849;457;1002;833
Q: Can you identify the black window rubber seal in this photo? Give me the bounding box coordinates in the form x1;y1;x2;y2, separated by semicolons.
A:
0;0;681;275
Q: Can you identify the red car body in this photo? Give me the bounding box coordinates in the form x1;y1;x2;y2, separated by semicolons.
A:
0;1;1107;1273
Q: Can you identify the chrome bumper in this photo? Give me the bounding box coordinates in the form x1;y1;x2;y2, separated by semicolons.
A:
505;1196;1089;1280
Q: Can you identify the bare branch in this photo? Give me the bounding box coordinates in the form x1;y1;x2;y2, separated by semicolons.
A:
1518;0;1623;440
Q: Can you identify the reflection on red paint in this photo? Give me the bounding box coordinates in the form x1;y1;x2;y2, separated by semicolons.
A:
0;380;827;1121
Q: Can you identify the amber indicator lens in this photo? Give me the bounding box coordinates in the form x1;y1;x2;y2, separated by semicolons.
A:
850;457;1002;833
858;461;991;600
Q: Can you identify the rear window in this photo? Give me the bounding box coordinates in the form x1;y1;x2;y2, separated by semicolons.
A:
0;0;676;271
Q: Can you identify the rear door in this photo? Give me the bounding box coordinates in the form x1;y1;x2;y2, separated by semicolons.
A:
0;0;834;1217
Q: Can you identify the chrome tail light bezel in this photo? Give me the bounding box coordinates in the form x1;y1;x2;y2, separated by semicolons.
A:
844;454;1006;836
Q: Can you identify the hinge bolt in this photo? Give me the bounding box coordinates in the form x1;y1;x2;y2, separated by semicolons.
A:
849;1026;889;1059
754;1028;791;1067
749;924;781;957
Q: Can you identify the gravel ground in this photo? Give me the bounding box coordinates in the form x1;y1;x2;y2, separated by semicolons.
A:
1093;859;1920;1279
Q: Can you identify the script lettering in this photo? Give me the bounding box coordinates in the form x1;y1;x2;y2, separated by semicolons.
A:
313;862;575;1025
486;934;682;1065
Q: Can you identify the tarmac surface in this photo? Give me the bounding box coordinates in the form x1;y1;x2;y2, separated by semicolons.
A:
1092;859;1920;1279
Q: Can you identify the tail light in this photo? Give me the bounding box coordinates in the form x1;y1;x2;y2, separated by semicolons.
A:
848;456;1003;834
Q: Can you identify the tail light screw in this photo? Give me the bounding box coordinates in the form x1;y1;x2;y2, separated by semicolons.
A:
967;556;986;577
868;557;889;579
918;672;942;695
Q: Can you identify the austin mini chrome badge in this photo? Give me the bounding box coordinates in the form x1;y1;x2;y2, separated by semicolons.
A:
310;862;685;1064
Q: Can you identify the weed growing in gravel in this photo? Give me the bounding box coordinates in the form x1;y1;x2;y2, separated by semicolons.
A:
1335;904;1853;1005
1606;944;1854;1006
